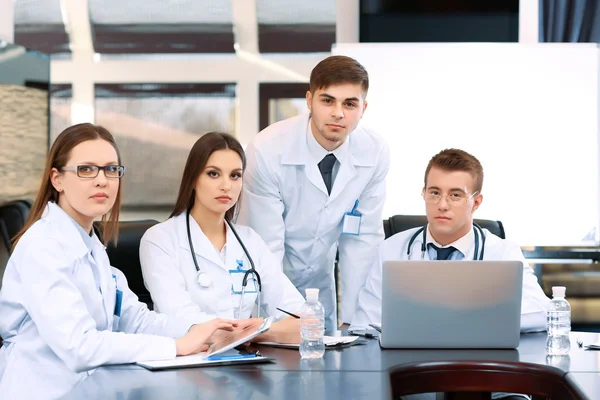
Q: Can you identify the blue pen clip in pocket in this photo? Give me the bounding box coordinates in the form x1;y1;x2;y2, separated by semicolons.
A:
342;199;362;236
229;259;258;294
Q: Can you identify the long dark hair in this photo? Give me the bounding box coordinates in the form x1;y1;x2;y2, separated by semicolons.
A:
12;123;123;247
170;132;246;221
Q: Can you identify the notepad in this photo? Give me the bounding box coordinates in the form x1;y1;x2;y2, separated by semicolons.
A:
256;335;359;349
136;349;273;370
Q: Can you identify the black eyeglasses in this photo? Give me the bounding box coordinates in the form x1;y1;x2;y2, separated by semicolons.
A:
61;165;126;179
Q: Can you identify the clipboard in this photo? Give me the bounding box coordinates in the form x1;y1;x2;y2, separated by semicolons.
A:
136;317;274;371
206;316;273;357
136;350;273;371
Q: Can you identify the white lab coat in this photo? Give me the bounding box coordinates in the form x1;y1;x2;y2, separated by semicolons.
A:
0;202;192;400
238;113;389;329
351;226;551;333
139;212;305;322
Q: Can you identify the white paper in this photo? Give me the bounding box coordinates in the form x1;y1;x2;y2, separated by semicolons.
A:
256;335;359;349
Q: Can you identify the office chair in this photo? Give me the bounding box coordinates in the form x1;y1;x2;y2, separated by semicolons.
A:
94;220;158;309
0;199;33;249
389;360;586;400
0;219;10;285
383;215;506;240
0;220;9;347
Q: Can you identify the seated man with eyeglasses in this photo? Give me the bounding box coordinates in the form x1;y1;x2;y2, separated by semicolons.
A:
351;148;550;333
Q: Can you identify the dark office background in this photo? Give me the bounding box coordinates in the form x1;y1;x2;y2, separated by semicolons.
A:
360;0;519;43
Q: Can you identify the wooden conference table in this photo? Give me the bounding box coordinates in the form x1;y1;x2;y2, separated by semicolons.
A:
61;332;600;400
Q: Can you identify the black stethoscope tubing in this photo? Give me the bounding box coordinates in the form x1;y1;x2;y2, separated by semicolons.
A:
186;209;262;292
406;223;486;260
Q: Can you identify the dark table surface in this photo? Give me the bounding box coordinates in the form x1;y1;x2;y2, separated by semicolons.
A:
567;372;600;399
60;331;600;400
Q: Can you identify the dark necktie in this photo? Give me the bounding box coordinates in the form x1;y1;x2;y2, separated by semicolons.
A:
318;154;337;195
428;243;457;260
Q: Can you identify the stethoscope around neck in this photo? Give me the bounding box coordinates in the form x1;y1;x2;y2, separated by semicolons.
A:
186;208;262;318
407;223;486;260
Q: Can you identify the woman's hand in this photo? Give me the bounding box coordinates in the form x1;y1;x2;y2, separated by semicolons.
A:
255;316;301;344
207;317;264;344
175;318;238;356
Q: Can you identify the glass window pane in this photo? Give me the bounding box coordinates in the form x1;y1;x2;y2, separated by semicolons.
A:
94;83;236;211
15;0;64;24
89;0;232;24
256;0;335;24
50;85;72;141
256;0;335;53
268;98;305;125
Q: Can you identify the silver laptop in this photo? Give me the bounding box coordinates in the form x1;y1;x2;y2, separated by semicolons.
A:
380;260;523;349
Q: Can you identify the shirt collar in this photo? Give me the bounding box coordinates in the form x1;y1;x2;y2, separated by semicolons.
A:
68;215;94;253
306;116;349;164
426;226;476;259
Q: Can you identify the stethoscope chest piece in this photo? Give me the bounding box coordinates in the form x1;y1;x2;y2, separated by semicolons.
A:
197;271;212;288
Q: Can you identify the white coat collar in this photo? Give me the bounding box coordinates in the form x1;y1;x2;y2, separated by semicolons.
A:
175;212;245;271
280;113;376;168
43;202;113;320
43;202;107;259
425;225;476;259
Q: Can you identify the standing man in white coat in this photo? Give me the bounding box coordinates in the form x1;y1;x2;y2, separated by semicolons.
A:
238;56;390;330
351;149;551;333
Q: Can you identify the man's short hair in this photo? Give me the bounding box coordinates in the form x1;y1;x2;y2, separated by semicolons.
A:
309;55;369;95
424;149;484;193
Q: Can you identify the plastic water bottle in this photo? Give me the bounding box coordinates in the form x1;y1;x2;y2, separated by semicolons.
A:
299;288;325;359
546;286;571;355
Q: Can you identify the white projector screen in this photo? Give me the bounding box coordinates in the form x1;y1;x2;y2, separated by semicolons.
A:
333;43;599;246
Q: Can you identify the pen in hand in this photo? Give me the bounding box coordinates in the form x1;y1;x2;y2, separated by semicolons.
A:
276;308;300;319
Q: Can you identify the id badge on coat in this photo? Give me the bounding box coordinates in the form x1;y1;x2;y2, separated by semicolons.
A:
112;274;123;331
229;260;258;294
342;199;362;236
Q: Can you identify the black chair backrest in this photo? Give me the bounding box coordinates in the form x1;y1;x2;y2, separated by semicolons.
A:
0;199;33;248
0;220;10;346
0;219;10;287
383;215;505;240
389;360;586;400
95;220;158;309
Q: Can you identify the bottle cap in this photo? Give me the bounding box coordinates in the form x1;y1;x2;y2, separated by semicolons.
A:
552;286;566;298
305;288;319;302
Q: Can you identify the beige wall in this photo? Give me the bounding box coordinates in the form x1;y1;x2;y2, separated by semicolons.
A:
0;85;48;203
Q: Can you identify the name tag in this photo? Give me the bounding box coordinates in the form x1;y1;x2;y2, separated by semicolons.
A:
113;274;123;317
342;199;362;236
229;268;258;294
114;289;123;317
